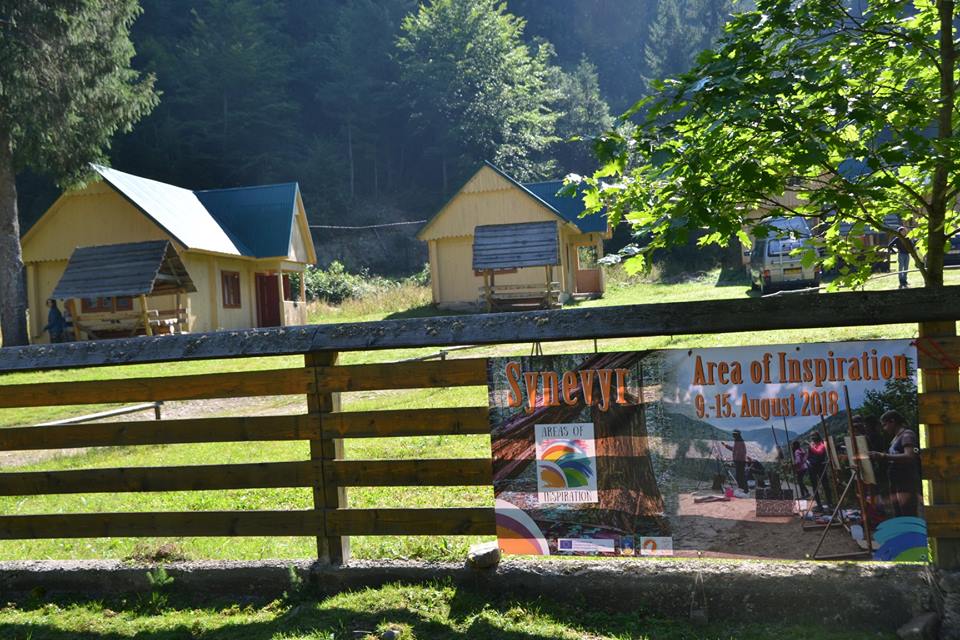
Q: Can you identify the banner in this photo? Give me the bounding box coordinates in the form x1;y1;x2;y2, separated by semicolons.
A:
488;340;925;561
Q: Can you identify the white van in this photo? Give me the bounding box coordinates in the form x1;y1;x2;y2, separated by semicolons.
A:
749;235;820;294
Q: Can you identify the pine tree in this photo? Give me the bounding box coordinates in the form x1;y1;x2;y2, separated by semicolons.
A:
0;0;157;346
551;59;614;174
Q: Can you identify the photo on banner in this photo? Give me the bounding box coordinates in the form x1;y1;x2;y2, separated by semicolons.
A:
488;340;924;561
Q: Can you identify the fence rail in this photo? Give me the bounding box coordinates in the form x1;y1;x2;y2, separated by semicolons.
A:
0;286;957;567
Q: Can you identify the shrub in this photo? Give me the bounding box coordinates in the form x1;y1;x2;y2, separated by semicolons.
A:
303;261;367;304
406;262;431;288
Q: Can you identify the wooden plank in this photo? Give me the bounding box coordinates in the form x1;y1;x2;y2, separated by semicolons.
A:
920;321;960;569
0;510;322;539
325;459;492;487
4;286;960;373
321;407;489;438
326;507;495;536
316;359;487;392
0;461;312;495
922;446;960;480
915;336;960;370
918;392;960;425
307;351;348;565
0;368;314;408
0;415;319;451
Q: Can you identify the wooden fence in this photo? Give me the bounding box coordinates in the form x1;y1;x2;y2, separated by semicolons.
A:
0;285;957;567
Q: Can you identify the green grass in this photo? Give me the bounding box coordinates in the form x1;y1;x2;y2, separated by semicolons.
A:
0;266;955;563
0;580;893;639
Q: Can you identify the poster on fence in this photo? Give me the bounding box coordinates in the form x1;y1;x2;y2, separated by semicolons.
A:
488;340;926;561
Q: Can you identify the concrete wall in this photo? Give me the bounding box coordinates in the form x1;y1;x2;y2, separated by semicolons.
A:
0;558;937;633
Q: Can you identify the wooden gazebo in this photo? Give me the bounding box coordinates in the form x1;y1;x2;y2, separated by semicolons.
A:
473;221;562;312
52;240;196;339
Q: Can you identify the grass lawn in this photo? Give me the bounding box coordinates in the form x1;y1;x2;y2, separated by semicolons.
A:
0;580;894;640
0;266;954;564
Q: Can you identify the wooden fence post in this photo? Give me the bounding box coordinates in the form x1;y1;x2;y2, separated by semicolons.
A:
920;320;960;569
306;350;349;565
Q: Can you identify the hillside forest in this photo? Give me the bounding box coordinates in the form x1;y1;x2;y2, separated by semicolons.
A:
17;0;743;274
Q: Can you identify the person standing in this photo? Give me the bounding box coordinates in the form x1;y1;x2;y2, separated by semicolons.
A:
870;410;922;518
807;433;832;511
42;299;66;344
792;441;811;500
887;227;913;289
723;430;748;493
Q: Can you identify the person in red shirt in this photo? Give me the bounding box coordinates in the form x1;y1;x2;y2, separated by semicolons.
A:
807;433;832;511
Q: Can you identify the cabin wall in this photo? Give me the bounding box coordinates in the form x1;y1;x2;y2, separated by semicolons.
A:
181;254;259;332
434;236;565;306
288;197;314;264
419;167;557;242
23;185;169;263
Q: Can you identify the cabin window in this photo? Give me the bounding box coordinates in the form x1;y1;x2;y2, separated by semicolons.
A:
221;271;242;308
81;297;133;313
577;245;599;270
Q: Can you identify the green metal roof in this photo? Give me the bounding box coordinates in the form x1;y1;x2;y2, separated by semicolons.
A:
195;183;300;258
521;180;608;234
59;166;304;260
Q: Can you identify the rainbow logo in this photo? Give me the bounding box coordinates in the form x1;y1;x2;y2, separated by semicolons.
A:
538;439;594;489
873;517;928;562
495;498;550;555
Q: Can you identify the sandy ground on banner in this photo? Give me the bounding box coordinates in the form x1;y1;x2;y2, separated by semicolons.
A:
668;484;859;560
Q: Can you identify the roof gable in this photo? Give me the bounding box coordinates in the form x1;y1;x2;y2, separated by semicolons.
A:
417;162;606;241
93;165;244;256
195;183;299;259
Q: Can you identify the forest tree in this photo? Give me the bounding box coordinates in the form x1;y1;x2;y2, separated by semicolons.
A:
0;0;157;346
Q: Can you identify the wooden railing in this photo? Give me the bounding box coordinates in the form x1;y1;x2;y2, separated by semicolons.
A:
0;285;958;566
0;355;492;564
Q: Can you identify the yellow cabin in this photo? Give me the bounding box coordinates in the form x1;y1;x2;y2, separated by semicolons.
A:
22;165;316;342
417;163;611;309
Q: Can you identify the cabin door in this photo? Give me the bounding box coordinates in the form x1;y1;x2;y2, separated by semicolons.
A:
574;243;602;293
255;273;281;327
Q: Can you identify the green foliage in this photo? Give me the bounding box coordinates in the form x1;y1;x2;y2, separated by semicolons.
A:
397;0;562;183
141;566;175;611
579;0;960;289
406;262;431;288
146;566;174;590
303;261;370;304
128;0;297;185
0;0;158;182
0;0;158;346
862;374;919;429
550;59;615;172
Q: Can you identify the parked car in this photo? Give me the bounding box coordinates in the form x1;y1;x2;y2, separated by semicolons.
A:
749;235;820;294
946;235;960;265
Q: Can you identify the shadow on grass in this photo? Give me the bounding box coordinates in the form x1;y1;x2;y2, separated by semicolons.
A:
715;264;753;290
0;582;890;640
382;304;466;321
